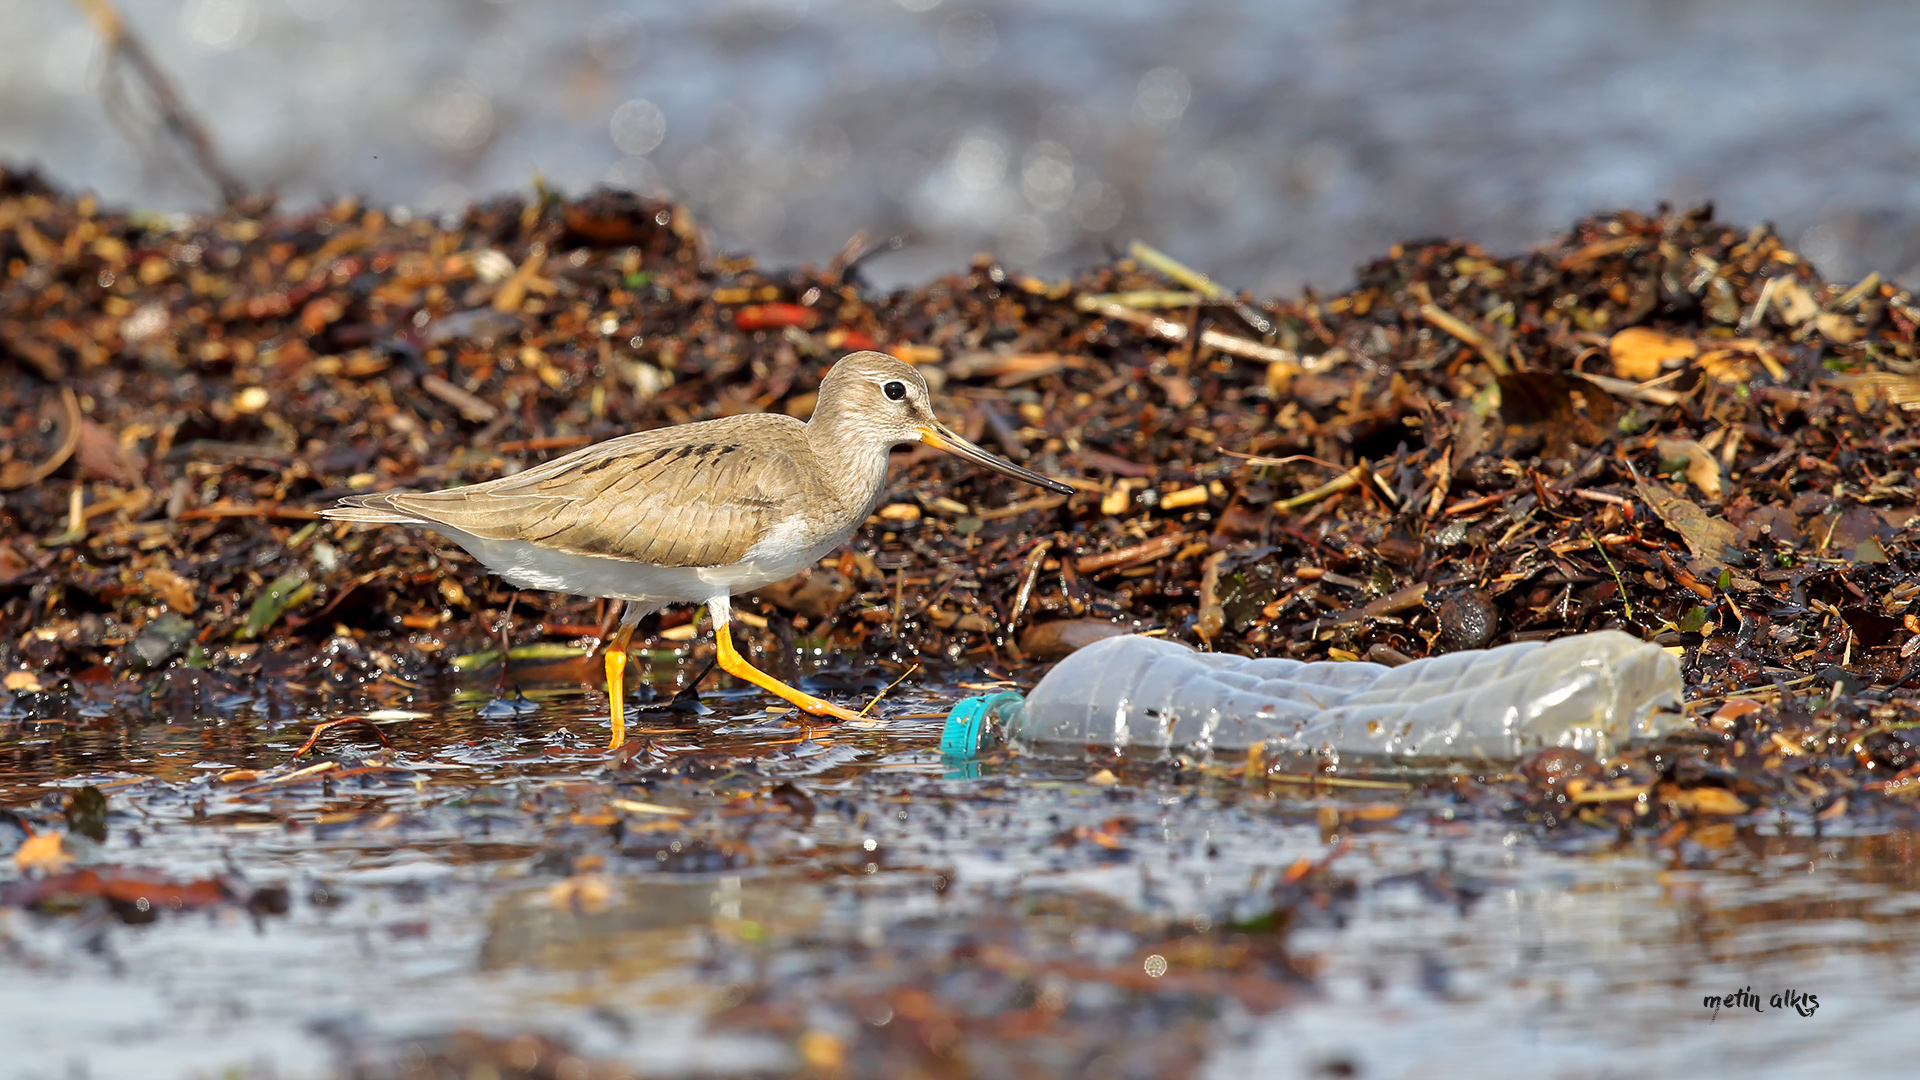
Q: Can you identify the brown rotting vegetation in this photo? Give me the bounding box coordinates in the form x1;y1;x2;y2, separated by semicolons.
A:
7;167;1920;833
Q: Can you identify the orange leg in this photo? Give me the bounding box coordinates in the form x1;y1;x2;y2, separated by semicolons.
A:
713;617;867;723
604;622;637;750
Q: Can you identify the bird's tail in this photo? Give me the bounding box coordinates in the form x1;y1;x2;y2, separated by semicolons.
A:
319;492;422;525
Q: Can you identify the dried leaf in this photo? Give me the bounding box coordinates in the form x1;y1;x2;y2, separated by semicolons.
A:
1496;372;1618;455
1655;437;1724;501
1697;349;1754;385
0;543;33;586
1;868;233;912
1021;619;1129;659
1608;327;1696;381
1815;311;1861;344
1663;787;1750;816
15;832;73;874
1706;699;1762;732
545;874;613;913
141;563;198;614
74;421;146;484
1636;478;1743;568
1771;278;1819;325
1841;605;1901;647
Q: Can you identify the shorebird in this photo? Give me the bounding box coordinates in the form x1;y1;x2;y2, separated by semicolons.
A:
322;351;1072;749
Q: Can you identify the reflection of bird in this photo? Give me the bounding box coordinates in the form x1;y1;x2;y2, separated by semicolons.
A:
323;351;1073;749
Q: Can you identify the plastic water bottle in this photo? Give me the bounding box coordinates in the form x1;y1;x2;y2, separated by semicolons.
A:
941;630;1685;766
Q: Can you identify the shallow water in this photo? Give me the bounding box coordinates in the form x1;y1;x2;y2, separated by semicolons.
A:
3;675;1917;1078
4;0;1919;293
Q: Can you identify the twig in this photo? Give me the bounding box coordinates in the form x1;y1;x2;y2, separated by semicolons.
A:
1739;275;1783;333
420;373;501;422
0;388;81;490
1274;464;1367;512
1261;772;1414;791
1128;241;1226;298
1297;582;1430;635
1575;371;1684;407
1075;532;1186;574
288;718;393;761
1081;290;1208;308
1442;487;1524;517
1419;304;1510;375
177;501;320;521
973;493;1068;522
70;0;245;207
1586;527;1635;621
1835;272;1881;311
1075;296;1305;368
1571;488;1632;508
1007;540;1054;644
859;663;919;718
1217;450;1348;471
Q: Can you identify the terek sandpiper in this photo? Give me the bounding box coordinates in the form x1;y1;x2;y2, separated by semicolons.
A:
322;351;1073;748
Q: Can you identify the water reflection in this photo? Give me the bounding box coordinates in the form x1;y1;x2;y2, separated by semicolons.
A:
3;687;1920;1076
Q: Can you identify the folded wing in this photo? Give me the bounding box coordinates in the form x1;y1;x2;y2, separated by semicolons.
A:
324;418;816;569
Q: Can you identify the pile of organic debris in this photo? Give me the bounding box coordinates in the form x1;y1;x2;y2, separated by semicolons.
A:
7;165;1920;820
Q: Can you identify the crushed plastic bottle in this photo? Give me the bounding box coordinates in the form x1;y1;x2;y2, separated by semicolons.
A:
942;630;1686;767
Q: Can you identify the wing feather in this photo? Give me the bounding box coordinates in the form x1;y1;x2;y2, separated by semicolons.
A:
350;414;820;568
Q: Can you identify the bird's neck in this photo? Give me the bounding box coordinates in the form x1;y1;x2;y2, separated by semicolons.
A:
804;410;896;511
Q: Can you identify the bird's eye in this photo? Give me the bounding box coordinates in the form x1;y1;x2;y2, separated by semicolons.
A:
882;380;907;401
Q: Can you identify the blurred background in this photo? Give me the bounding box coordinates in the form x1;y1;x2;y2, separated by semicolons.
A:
3;0;1918;294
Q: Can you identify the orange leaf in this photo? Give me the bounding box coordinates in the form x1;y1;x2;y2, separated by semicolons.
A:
15;832;74;874
1707;698;1762;732
734;303;820;331
1664;787;1750;815
1608;327;1696;382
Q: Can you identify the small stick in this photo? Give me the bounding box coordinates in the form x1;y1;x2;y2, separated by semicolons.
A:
1274;465;1367;513
1419;304;1510;375
420;373;501;423
1575;371;1684;407
288;718;393;761
1586;528;1635;621
1128;240;1226;297
1442;487;1525;517
0;388;81;491
859;663;919;718
1080;290;1208;308
1262;772;1414;791
1075;296;1304;367
1217;450;1349;471
1571;488;1632;508
1007;540;1054;646
70;0;245;207
1835;272;1881;310
176;502;321;521
1686;674;1822;712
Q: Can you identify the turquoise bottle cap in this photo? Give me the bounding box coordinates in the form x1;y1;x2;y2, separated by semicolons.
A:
940;691;1025;759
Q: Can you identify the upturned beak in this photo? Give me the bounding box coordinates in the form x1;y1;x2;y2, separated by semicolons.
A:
918;423;1075;495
